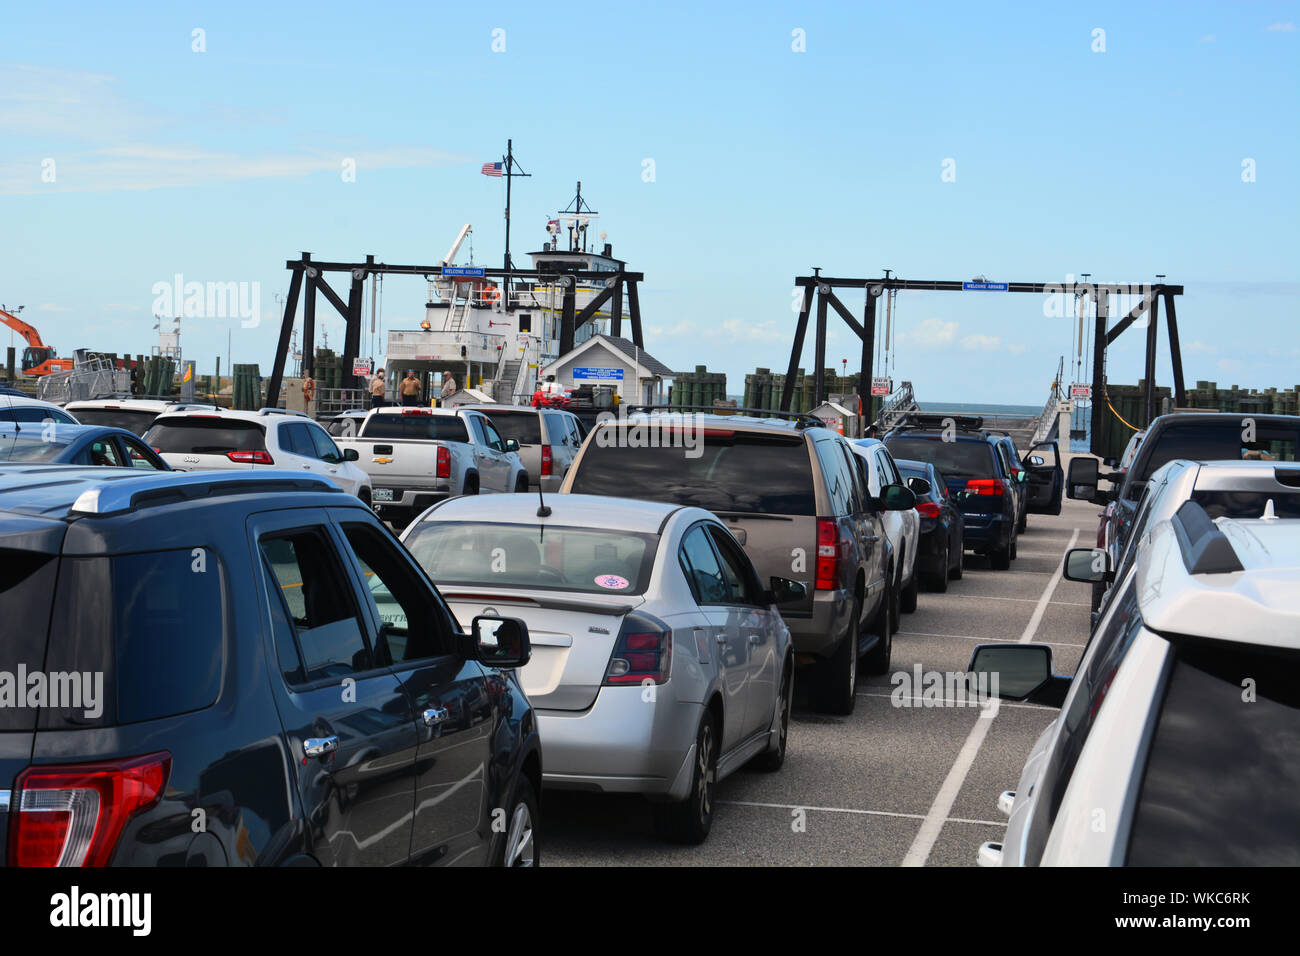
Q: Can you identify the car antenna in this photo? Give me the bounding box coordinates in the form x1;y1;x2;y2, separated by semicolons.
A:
536;481;551;518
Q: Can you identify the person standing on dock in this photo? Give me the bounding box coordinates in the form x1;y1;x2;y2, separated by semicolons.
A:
400;370;422;407
440;373;457;406
370;368;387;408
302;373;316;416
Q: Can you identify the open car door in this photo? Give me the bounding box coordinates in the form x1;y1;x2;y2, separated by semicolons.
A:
1022;441;1063;515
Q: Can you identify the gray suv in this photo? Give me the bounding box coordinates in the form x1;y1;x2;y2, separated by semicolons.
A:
560;411;915;714
467;405;585;492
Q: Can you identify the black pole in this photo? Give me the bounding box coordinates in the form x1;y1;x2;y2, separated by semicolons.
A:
861;290;878;418
611;279;623;337
1089;289;1108;456
781;285;814;411
302;256;317;378
1144;292;1159;424
813;287;828;406
559;280;577;356
504;139;512;299
626;279;643;348
1165;291;1186;407
264;262;303;408
344;266;365;390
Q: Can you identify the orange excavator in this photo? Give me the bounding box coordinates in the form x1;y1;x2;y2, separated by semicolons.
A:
1;306;75;376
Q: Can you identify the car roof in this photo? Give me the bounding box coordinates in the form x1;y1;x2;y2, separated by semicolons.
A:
153;407;311;424
371;406;462;417
0;395;65;411
417;492;689;534
65;399;180;412
1137;508;1300;648
599;411;824;436
0;422;137;442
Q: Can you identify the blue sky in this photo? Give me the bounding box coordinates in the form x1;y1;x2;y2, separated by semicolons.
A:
3;1;1297;404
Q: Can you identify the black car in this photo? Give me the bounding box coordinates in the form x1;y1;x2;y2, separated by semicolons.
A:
0;467;542;867
0;423;170;470
895;458;964;591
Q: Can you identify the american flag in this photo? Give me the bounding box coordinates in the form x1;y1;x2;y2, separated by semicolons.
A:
480;161;503;177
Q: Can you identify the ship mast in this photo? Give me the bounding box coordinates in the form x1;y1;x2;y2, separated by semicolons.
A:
502;139;530;309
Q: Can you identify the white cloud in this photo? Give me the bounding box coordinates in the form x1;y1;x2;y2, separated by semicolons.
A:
960;334;1002;352
1008;344;1028;355
710;318;786;343
37;303;72;312
104;303;143;312
1266;21;1295;32
1198;34;1215;43
1185;340;1218;354
896;318;957;349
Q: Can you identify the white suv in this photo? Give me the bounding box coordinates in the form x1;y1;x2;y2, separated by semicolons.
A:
64;398;217;436
972;502;1300;866
850;438;920;613
144;407;373;503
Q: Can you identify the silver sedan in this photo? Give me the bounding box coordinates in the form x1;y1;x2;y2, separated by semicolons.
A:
401;493;800;844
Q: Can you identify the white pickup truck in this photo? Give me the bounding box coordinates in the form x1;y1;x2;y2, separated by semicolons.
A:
334;406;529;525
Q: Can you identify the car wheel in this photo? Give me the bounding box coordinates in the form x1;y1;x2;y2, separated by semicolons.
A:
928;542;950;592
900;565;918;613
1009;536;1018;561
812;593;860;715
494;777;539;867
357;487;371;508
862;577;895;676
989;547;1011;571
1017;511;1027;534
463;475;479;496
514;474;528;493
750;661;792;772
653;713;717;844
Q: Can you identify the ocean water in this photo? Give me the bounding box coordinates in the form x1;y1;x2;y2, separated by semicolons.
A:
917;401;1041;416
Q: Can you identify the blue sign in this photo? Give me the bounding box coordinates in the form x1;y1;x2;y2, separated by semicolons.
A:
573;367;624;381
962;281;1008;291
442;266;486;277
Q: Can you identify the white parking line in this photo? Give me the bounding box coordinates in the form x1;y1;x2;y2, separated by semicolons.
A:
900;527;1081;868
969;595;1092;608
854;691;1056;711
897;630;1085;649
717;799;1002;827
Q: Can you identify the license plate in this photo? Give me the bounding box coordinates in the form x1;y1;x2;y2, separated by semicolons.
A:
372;488;395;502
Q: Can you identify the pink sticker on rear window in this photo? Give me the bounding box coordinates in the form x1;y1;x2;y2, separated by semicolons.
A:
594;574;630;590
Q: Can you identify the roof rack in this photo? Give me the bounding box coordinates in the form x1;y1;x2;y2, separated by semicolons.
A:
619;405;826;429
258;407;309;418
1171;500;1245;575
69;471;340;517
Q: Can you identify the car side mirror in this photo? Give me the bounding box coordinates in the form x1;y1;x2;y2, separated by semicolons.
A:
505;438;520;453
880;484;916;511
343;448;359;461
768;576;807;606
1062;547;1113;584
906;476;931;496
1015;471;1027;483
471;615;531;669
1066;456;1099;499
1029;455;1044;466
968;643;1065;705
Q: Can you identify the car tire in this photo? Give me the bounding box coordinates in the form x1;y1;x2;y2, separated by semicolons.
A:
514;474;528;493
1009;536;1018;561
463;474;479;496
812;594;860;715
750;661;792;773
862;577;895;676
358;488;371;508
928;543;950;592
949;535;964;580
1017;511;1027;534
989;547;1011;571
494;776;539;867
900;566;918;613
653;713;717;844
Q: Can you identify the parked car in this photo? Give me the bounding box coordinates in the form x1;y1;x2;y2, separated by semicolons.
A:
335;406;529;526
990;434;1030;532
894;459;964;591
882;417;1020;570
0;395;78;424
0;467;541;866
850;438;920;612
63;399;218;436
464;404;585;492
145;406;373;503
0;423;170;469
1067;411;1300;608
403;493;798;844
972;502;1300;866
560;411;910;714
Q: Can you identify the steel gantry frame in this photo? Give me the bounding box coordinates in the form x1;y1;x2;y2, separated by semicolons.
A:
783;273;1185;454
266;252;645;408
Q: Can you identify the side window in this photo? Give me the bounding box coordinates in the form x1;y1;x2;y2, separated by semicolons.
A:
120;436;163;470
308;425;342;462
706;525;761;604
679;525;729;604
814;439;854;516
279;422;310;456
874;451;895;487
75;438;124;467
339;522;453;663
259;529;373;683
481;419;505;452
839;444;868;514
468;415;489;446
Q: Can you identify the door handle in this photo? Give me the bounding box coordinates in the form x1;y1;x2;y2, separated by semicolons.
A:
304;736;338;758
423;707;450;726
748;634;761;645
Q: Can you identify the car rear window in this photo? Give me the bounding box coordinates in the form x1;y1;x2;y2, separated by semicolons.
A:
486;411;542;445
1139;421;1299;480
41;549;226;727
67;408;158;435
1192;489;1300;520
146;418;266;453
884;436;995;479
406;521;658;596
360;414;469;442
0;549;59;730
569;428;816;515
1127;639;1300;865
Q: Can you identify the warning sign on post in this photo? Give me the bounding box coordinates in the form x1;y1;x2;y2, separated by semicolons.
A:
353;358;372;377
871;377;892;396
1070;384;1092;400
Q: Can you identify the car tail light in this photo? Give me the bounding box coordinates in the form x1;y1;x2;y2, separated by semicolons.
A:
227;450;274;464
965;479;1004;497
916;501;941;518
401;408;432;415
604;612;672;686
9;752;171;867
541;445;552;477
436;445;451;478
815;518;847;591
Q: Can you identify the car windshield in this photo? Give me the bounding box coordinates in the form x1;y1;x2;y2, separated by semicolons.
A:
69;408;158;436
405;521;658;595
568;429;816;515
884;436;995;479
0;433;73;462
146;418;265;453
485;411;542;445
360;415;469;442
1139;421;1299;479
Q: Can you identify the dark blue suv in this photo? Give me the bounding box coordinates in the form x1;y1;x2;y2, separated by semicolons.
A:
884;418;1020;570
0;467;542;867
